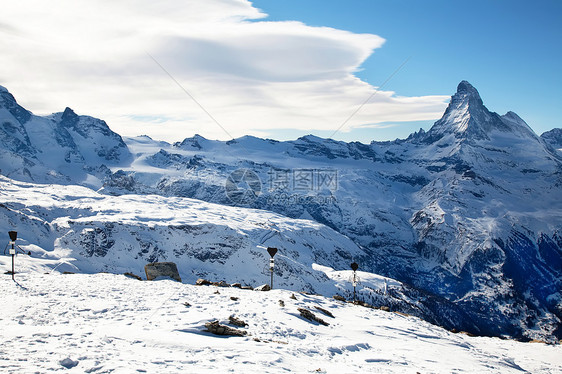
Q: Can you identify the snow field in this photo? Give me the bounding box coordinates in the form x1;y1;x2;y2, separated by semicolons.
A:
1;272;560;373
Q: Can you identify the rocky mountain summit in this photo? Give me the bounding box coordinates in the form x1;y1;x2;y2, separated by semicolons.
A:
0;86;131;185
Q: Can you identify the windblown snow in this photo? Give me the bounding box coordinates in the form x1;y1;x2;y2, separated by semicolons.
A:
1;272;560;373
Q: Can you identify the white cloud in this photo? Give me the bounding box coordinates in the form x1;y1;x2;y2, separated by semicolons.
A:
0;0;448;142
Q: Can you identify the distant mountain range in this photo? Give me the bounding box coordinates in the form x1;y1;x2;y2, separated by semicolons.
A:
0;81;561;342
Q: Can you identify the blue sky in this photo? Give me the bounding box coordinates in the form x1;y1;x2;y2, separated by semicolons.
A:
252;0;562;141
1;0;560;143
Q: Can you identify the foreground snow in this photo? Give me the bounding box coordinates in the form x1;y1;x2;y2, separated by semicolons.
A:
1;272;560;373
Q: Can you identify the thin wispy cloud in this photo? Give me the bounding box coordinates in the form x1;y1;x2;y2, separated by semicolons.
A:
0;0;448;142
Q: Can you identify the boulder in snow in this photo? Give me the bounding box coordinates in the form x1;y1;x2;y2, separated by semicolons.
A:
195;278;211;286
144;262;182;282
254;284;271;291
204;320;247;337
59;358;79;369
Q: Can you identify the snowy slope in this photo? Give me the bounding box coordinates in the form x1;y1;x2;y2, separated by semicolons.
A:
1;272;560;373
0;175;478;332
0;175;364;292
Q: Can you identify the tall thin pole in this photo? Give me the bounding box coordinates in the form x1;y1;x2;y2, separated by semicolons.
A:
8;231;18;281
11;243;15;281
270;258;274;289
267;247;278;290
353;271;356;301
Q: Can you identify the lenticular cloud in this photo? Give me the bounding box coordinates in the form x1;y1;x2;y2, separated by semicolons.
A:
0;0;447;141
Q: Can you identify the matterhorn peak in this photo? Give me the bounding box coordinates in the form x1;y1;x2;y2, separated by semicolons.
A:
456;80;480;97
448;80;485;112
425;81;519;141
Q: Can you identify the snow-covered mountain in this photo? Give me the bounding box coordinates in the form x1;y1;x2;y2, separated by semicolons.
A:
1;82;561;342
0;85;131;186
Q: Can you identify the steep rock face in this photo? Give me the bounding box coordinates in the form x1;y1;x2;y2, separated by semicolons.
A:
54;107;131;163
0;86;37;180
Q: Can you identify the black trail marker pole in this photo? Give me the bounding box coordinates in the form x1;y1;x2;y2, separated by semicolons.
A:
267;247;278;289
351;262;359;302
5;231;30;281
8;231;17;281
